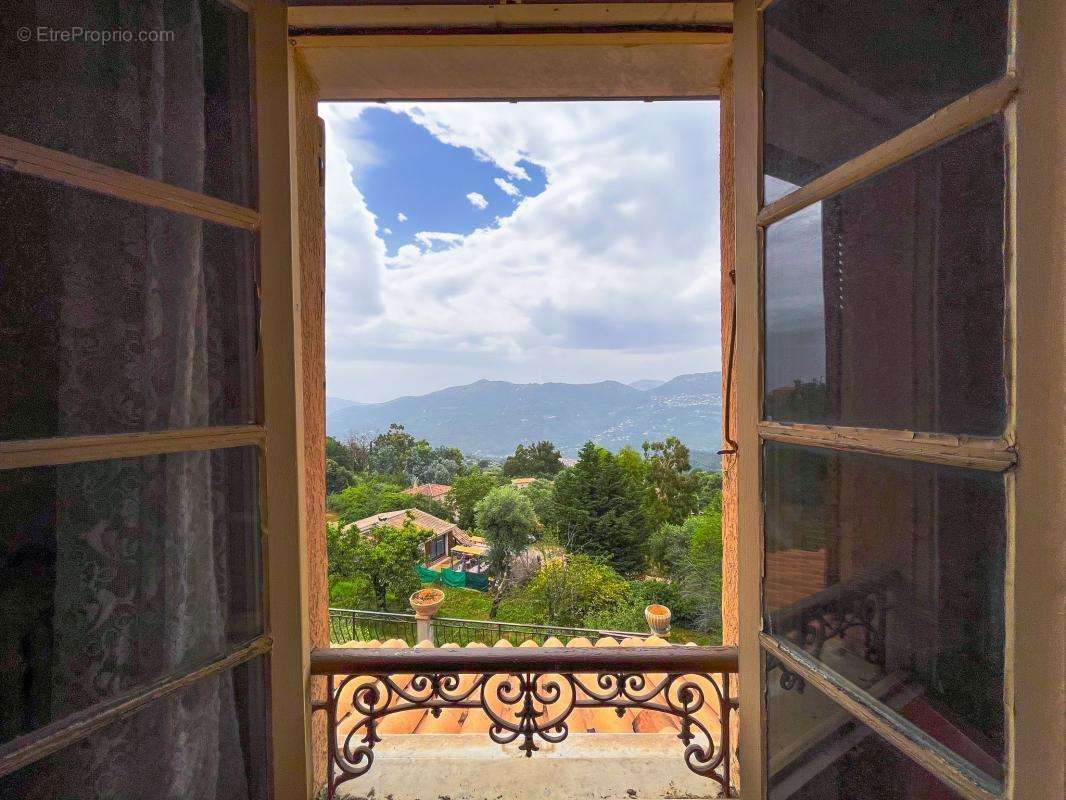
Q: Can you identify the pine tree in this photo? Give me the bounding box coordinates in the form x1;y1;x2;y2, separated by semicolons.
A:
552;442;650;575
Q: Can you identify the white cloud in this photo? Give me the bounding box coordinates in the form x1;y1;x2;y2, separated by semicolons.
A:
494;177;521;197
397;212;408;222
413;231;465;250
383;227;393;235
466;191;489;210
323;101;721;402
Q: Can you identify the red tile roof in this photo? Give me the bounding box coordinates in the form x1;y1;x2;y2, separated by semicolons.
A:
402;483;452;499
346;508;465;539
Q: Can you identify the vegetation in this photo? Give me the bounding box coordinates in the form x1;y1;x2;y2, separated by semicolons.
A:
324;422;725;643
642;436;699;527
552;442;651;576
502;440;564;478
327;517;425;611
329;474;452;525
449;468;501;529
475;486;539;618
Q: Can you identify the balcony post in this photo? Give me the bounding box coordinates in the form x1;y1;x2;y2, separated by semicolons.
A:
410;589;443;644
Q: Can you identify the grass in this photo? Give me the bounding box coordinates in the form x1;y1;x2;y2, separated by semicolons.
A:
430;583;718;644
435;585;493;619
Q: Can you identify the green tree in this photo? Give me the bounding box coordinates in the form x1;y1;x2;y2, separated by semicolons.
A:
475;486;538;618
522;478;557;538
326;435;356;472
406;442;464;485
693;470;724;514
330;474;451;525
615;446;647;486
513;555;628;627
326;458;356;495
502;441;564;478
642;436;699;527
645;510;724;639
449;468;501;529
368;423;419;479
551;442;650;575
326;518;424;611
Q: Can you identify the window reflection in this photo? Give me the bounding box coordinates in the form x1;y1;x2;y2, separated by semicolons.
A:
762;442;1006;778
762;0;1008;202
764;119;1006;435
766;661;975;800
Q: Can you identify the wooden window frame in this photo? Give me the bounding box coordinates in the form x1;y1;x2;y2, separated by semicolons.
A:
0;3;314;797
733;2;1065;800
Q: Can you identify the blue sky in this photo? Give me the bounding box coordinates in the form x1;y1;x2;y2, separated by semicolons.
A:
323;101;720;403
352;107;547;257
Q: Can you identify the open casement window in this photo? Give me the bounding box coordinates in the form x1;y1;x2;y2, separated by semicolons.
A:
0;2;307;797
734;2;1065;800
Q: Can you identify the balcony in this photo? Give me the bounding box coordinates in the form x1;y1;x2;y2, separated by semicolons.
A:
311;629;739;800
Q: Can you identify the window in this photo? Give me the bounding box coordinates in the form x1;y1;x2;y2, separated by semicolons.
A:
755;1;1014;798
0;3;269;797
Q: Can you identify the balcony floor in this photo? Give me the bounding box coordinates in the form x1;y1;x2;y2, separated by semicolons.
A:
336;732;730;800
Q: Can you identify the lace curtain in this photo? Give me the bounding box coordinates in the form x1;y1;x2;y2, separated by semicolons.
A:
1;3;256;798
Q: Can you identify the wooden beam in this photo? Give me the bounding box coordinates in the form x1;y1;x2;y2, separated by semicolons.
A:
0;425;265;470
758;422;1017;471
761;635;1002;800
0;134;260;231
0;636;271;780
293;30;731;48
757;75;1018;227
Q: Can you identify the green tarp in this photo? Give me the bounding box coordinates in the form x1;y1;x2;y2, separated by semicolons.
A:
418;565;488;592
465;572;489;591
417;565;442;583
441;568;467;588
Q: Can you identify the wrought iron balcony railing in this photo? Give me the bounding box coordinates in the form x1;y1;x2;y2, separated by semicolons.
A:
311;644;740;799
328;606;650;647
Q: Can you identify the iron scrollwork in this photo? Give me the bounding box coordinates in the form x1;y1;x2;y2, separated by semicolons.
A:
315;667;737;799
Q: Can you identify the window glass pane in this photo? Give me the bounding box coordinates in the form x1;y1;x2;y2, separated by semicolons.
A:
765;657;975;799
762;0;1008;202
0;657;269;800
0;1;252;206
0;171;258;441
0;447;262;746
764;120;1006;435
762;442;1006;778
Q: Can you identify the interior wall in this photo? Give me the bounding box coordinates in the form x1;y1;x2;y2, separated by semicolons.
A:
292;50;330;792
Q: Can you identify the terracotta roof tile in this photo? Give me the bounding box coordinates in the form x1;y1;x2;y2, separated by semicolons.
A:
402;483;453;499
345;508;467;540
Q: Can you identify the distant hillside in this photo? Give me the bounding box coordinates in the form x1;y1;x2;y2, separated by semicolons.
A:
326;396;361;415
326;373;723;467
628;378;666;391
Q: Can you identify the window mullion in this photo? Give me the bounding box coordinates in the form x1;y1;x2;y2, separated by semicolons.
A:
757;75;1018;227
0;635;271;780
0;424;265;470
761;634;1002;800
757;421;1016;471
0;133;260;231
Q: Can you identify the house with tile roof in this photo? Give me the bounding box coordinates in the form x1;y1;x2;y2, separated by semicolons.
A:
402;482;453;502
344;508;484;566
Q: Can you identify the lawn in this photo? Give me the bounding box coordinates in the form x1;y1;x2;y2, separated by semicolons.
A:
429;583;718;645
435;585;492;619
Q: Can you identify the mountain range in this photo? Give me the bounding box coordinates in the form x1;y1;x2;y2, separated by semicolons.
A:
326;372;723;469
